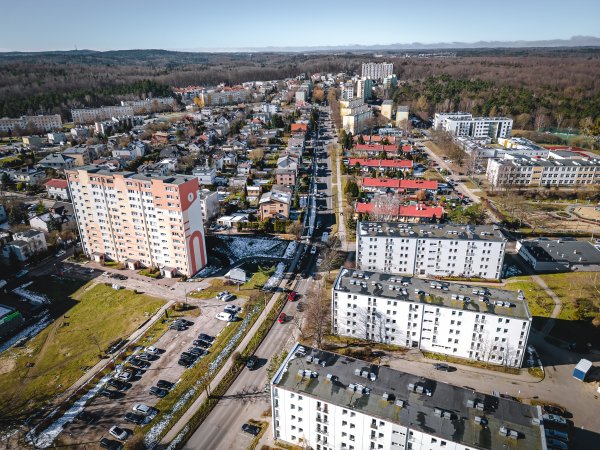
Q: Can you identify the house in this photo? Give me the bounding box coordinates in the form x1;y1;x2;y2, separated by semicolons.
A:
355;202;444;223
62;146;93;166
223;152;237;166
193;166;217;185
360;177;438;194
159;145;188;159
217;213;249;228
246;185;262;204
199;189;219;221
290;123;308;134
152;131;170;146
237;161;252;175
44;178;70;200
29;212;65;232
47;132;66;144
348;158;413;173
11;168;46;186
276;155;298;172
212;154;224;171
353;143;399;156
38;153;75;170
1;229;47;262
275;169;296;186
259;186;292;220
517;239;600;272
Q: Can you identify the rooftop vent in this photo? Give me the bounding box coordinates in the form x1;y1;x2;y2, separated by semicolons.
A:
395;399;405;407
326;373;338;382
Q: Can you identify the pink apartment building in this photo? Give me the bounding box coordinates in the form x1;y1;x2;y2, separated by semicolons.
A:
66;166;207;277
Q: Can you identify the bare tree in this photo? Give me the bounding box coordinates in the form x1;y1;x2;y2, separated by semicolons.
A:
371;193;402;221
303;279;331;349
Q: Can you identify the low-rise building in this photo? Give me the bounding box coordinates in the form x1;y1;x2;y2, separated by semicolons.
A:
272;343;543;449
434;113;513;140
357;221;506;280
38;153;75;170
348;158;413;173
517;238;600;272
395;105;409;127
381;100;394;121
1;229;47;262
276;169;296;186
360;177;438;194
47;132;66;144
71;106;134;124
193;166;217;185
44;178;70;200
355;202;443;223
259;186;292;220
199;189;219;222
0;114;62;133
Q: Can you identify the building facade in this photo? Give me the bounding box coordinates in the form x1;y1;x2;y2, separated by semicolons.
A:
357;222;506;280
0;114;62;133
356;78;373;100
271;344;544;450
66;166;207;276
332;269;531;367
71;106;135;124
361;62;394;81
434;113;513;140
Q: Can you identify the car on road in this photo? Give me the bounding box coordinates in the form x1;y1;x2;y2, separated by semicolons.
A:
124;412;145;425
246;355;258;370
133;403;153;416
241;423;261;436
157;379;175;390
107;379;128;391
287;291;298;302
216;311;235;321
224;305;241;314
277;312;287;324
310;246;317;254
149;386;169;398
100;438;123;450
109;426;128;441
15;269;29;279
433;363;452;372
56;250;66;257
296;302;305;312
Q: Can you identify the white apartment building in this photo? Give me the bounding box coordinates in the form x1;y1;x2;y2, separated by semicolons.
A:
356;78;373;100
198;89;251;106
357;222;506;280
434;113;513;140
486;153;600;187
0;114;62;133
271;343;544;450
332;269;532;367
361;62;394;81
121;97;176;113
66;166;207;277
341;82;355;100
71;106;135;124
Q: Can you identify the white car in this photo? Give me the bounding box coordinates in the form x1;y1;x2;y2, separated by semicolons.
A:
216;312;235;322
220;293;234;302
113;371;132;381
146;346;160;355
55;250;66;257
310;246;317;254
132;403;152;416
109;425;128;441
216;291;228;300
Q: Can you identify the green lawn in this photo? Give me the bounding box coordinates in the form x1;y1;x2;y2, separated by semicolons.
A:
538;272;600;321
0;281;165;418
504;278;555;317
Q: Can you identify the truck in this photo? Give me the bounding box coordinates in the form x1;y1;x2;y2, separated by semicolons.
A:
572;358;592;381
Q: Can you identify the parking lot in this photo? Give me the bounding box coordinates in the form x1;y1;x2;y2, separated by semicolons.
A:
58;294;247;448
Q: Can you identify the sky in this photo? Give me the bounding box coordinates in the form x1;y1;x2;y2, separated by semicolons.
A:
1;0;599;52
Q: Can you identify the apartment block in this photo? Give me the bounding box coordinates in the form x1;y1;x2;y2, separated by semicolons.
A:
66;166;207;277
356;78;373;100
357;222;506;280
361;62;394;81
71;106;135;124
486;154;600;187
121;97;176;113
0;114;62;133
198;88;251;106
332;269;532;367
271;343;543;450
433;113;513;140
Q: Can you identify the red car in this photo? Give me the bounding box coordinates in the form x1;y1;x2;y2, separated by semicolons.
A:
287;291;297;302
277;313;287;324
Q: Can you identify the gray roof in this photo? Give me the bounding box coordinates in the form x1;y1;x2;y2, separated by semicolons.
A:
274;343;544;450
334;268;531;319
70;165;197;186
358;222;505;242
521;239;600;265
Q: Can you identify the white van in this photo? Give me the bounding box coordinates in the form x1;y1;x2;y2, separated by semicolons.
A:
216;312;235;322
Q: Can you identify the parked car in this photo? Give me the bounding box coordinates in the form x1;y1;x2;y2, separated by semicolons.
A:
543;414;569;426
543;405;567;417
546;438;568;450
15;269;29;279
107;379;127;391
545;428;570;442
169;323;187;331
296;302;305;312
277;313;287;324
129;358;150;369
56;250;66;257
310;246;317;254
224;305;241;314
145;346;160;356
220;293;235;301
181;352;198;360
109;426;128;441
246;355;258;370
132;403;153;416
198;333;214;342
193;339;212;349
100;438;123;450
178;358;193;368
99;388;119;399
287;291;298;302
187;347;205;356
433;363;451;372
136;353;154;361
75;410;97;423
241;423;261;436
216;312;235;321
124;412;144;425
157;379;175;390
149;386;168;398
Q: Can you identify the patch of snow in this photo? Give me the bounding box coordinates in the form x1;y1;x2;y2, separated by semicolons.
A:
263;262;286;291
0;313;52;354
216;236;287;262
28;374;112;448
282;241;298;259
12;284;51;305
502;264;522;278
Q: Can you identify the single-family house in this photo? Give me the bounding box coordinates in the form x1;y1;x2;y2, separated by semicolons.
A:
44;178;70;200
38;153;75;170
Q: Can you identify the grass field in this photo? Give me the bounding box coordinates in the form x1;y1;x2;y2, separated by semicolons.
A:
0;280;165;419
504;278;555;317
188;267;274;300
538;272;600;321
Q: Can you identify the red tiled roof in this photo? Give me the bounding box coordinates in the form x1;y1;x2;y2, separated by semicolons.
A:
400;179;438;190
44;179;68;189
291;123;308;132
361;178;438;190
349;158;413;168
401;144;413;153
353;135;397;144
354;144;398;152
355;202;443;219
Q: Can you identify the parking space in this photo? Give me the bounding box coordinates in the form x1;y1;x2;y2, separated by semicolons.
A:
59;295;247;447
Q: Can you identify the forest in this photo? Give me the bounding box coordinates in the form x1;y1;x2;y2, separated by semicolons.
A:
0;48;599;131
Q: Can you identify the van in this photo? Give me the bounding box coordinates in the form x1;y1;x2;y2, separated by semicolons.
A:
216;312;235;322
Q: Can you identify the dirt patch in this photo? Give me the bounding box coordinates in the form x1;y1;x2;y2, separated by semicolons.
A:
0;357;16;375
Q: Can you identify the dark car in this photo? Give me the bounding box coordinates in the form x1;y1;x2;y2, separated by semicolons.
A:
100;438;123;450
433;363;451;371
543;405;568;417
116;275;128;281
187;347;205;356
99;388;119;399
124;412;145;425
241;423;261;436
175;319;194;326
198;333;214;342
75;410;97;423
136;353;155;361
130;358;150;369
246;355;258;370
194;339;212;349
169;324;187;331
157;380;175;390
178;358;193;368
149;386;169;398
107;379;127;391
181;352;198;361
296;302;305;312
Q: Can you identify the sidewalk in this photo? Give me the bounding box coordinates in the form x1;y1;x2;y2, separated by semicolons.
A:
160;247;303;444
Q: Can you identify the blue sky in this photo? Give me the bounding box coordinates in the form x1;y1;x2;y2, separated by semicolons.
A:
1;0;599;51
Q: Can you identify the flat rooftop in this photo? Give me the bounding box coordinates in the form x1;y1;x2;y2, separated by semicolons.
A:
70;165;197;185
334;268;531;319
358;222;505;242
522;239;600;265
274;344;544;450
